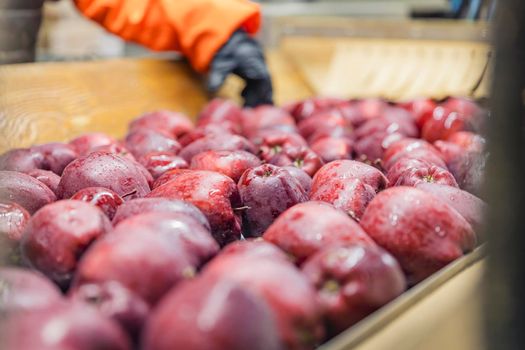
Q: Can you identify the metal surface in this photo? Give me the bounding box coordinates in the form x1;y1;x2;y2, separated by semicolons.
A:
484;0;525;349
321;246;486;350
0;0;44;64
263;17;489;48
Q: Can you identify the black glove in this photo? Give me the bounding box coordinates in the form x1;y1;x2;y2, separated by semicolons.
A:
207;30;274;107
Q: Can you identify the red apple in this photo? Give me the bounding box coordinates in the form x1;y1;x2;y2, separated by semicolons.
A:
190;150;261;182
0;267;63;312
421;106;468;142
0;171;56;214
112;197;210;230
241;105;297;139
387;158;434;185
310;137;353;163
0;301;131;350
138;152;188;179
249;128;305;147
286;97;349;122
302;244;406;335
398;98;438;128
297;109;349;142
354;110;418;140
307;125;354;145
269;145;324;177
69;132;117;156
179;134;256;163
310;177;376;221
0;201;30;264
125;129;181;159
263;201;375;264
25;169;60;196
129;110;194;139
143;275;284;350
73;212;216;305
434;140;486;193
258;133;308;162
282;166;313;194
443;97;485;131
197;98;243;134
151;169;193;189
112;212;219;266
238;164;308;237
0;148;44;173
383;138;446;171
354;131;404;164
178;124;234;147
147;170;242;246
446;131;485;152
215;239;290;262
394;165;459;188
31;142;78;175
71;187;124;220
349;98;389;126
383;138;441;165
57;151;151;200
360;187;476;285
416;182;486;230
131;158;155;189
69;281;150;340
353;110;418;162
21;200;111;288
311;160;388;194
203;252;324;350
90;143;136;161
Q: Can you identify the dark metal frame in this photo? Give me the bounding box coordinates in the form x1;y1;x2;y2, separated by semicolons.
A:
484;1;525;349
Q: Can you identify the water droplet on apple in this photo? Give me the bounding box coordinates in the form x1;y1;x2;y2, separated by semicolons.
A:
434;226;446;237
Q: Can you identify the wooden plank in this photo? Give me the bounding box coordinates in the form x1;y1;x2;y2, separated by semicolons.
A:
352;260;484;350
0;52;313;152
0;59;208;152
281;37;490;101
321;246;485;350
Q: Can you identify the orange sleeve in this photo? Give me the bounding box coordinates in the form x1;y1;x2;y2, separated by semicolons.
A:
74;0;261;72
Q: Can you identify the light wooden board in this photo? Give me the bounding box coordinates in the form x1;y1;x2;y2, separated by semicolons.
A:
281;37;490;101
321;247;485;350
0;52;312;152
0;59;207;151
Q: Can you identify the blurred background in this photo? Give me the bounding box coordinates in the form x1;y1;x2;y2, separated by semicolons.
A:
1;0;493;63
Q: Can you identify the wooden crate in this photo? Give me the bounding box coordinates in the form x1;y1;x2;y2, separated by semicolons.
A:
0;26;488;349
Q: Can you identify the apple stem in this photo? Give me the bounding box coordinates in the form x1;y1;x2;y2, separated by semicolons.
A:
322;279;340;294
293;158;304;168
423;175;435;183
234;206;251;211
373;158;383;168
347;210;360;222
182;267;196;279
122;189;138;199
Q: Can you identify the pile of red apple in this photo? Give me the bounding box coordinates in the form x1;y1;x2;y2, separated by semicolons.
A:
0;96;487;350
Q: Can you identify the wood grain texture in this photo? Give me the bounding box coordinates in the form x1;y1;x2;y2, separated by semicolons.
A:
0;59;207;151
350;261;484;350
0;51;312;152
281;37;490;101
0;38;490;152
